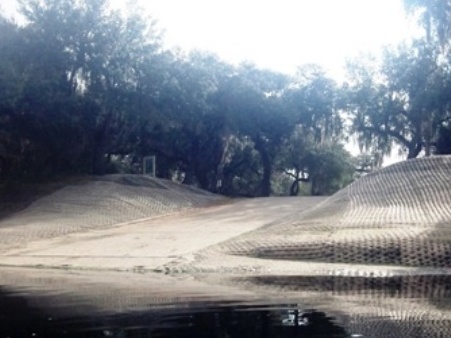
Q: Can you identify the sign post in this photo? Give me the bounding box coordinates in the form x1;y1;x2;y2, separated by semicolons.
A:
143;156;156;177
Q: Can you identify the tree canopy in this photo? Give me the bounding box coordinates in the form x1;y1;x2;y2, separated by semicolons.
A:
1;0;450;197
345;0;451;160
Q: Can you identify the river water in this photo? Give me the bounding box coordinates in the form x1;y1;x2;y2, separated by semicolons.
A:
0;268;450;337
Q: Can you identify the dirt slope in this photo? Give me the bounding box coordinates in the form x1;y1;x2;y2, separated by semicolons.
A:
0;174;222;252
202;156;451;269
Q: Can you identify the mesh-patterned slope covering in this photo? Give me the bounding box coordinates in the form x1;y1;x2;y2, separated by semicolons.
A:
224;156;451;267
0;175;221;252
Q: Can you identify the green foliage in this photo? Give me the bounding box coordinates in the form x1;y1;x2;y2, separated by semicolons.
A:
221;137;262;197
346;1;451;162
403;0;451;50
346;39;450;160
211;64;293;196
305;143;355;196
0;0;162;179
287;65;343;142
276;67;350;196
277;126;354;196
0;0;362;197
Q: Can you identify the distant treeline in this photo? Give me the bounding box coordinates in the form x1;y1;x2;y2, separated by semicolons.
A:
0;0;450;196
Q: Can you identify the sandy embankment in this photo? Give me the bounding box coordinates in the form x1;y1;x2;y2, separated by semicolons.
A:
0;174;325;271
1;156;451;277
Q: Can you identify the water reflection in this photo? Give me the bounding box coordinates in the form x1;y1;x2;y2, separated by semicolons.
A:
243;275;451;300
0;269;450;338
239;275;451;338
0;289;347;337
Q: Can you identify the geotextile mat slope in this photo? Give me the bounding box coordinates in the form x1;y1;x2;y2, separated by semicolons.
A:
0;175;222;252
194;156;451;269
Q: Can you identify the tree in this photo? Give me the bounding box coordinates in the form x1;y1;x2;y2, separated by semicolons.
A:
0;17;24;180
137;51;235;190
277;126;313;196
1;0;352;197
277;66;347;196
346;40;450;160
404;0;451;51
0;0;163;179
286;65;343;143
212;64;292;196
344;1;451;162
304;142;354;196
436;124;451;154
277;127;354;196
220;136;262;196
404;0;451;156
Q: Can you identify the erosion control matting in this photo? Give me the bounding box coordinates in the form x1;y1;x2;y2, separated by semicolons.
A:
0;175;222;253
186;156;451;272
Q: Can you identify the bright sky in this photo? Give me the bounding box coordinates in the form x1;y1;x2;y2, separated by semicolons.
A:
134;0;413;79
2;0;413;78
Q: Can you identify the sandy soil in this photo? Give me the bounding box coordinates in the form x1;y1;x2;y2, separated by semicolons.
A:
0;193;325;271
2;156;451;277
0;174;222;253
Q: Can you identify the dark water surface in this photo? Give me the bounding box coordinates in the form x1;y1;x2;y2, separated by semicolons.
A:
0;268;450;338
0;296;347;338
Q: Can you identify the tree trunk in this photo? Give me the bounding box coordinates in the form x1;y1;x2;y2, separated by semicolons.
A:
290;180;299;196
184;138;199;186
424;140;432;157
289;168;303;196
259;150;272;197
311;176;323;196
407;142;423;159
92;146;107;175
195;170;209;190
183;166;195;185
254;137;273;197
214;136;230;194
